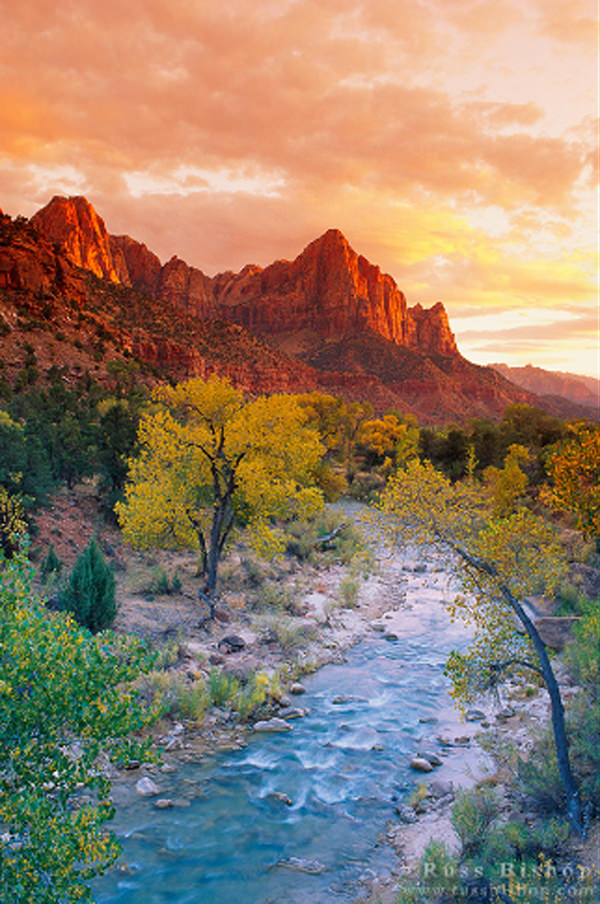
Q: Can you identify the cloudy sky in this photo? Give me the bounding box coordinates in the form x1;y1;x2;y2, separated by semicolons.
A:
1;0;597;376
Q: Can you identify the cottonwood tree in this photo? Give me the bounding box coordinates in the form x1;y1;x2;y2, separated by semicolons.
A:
379;457;585;836
0;551;157;903
542;424;600;548
116;376;324;617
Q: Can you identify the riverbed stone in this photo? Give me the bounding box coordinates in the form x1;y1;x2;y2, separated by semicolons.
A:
154;798;174;809
267;791;293;806
136;777;160;797
289;682;306;695
410;756;434;772
495;708;515;722
395;803;418;824
465;709;486;722
277;857;326;874
429;779;454;798
278;706;306;719
417;750;443;767
253;717;292;732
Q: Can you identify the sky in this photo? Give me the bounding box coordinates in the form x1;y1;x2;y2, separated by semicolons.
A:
1;0;598;377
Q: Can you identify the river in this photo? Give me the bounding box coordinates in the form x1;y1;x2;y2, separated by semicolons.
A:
94;561;478;904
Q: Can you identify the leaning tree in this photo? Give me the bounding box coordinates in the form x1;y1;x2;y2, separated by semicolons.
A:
379;456;585;836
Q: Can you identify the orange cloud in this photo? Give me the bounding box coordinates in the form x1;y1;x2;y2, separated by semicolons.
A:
0;0;596;375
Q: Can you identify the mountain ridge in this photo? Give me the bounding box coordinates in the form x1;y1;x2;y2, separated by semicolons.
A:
489;363;599;411
32;196;458;357
2;195;595;424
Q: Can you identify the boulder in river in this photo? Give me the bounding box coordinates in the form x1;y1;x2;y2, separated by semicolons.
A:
278;706;306;719
410;757;434;772
289;682;306;695
276;857;326;874
267;791;293;806
253;718;292;732
417;750;443;767
136;777;160;797
465;709;486;722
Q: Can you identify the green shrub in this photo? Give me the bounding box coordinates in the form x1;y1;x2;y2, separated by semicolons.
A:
255;614;317;653
285;509;364;565
153;633;185;670
207;668;241;707
338;574;360;607
40;543;62;582
451;786;500;856
555;579;587;615
144;566;182;597
143;670;208;721
177;680;210;721
58;538;117;633
251;580;302;614
567;693;600;808
517;731;565;814
563;598;600;699
236;673;270;721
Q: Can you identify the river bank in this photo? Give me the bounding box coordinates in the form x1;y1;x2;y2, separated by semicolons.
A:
96;504;596;904
96;545;499;904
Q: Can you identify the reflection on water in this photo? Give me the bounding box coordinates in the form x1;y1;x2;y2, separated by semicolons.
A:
95;601;469;904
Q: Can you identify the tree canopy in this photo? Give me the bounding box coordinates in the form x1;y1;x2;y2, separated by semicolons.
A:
379;456;584;835
0;551;157;903
116;376;324;612
542;424;600;543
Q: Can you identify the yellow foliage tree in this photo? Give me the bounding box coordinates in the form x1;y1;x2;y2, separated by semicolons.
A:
379;458;584;836
116;376;324;617
542;424;600;545
358;413;419;471
483;443;530;517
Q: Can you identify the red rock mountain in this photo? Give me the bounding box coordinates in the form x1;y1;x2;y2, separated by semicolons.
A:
4;194;593;423
32;197;457;356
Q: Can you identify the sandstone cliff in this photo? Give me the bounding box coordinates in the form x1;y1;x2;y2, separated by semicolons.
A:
31;196;124;285
31;197;457;358
11;194;590;424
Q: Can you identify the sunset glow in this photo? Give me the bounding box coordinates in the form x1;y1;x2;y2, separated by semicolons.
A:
1;0;597;375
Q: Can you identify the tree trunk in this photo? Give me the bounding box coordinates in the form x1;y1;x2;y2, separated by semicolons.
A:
506;591;583;837
452;542;584;837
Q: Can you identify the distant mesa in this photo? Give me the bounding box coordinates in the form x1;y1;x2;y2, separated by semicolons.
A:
490;363;599;412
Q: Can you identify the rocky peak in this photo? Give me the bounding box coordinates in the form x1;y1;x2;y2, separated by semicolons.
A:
28;195;458;358
214;227;457;355
31;196;123;284
407;301;457;357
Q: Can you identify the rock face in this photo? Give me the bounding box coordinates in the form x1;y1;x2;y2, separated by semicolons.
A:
212;229;458;356
7;195;593;424
32;198;457;358
534;616;580;652
31;196;123;284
